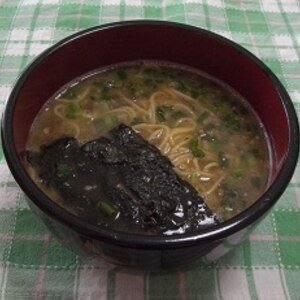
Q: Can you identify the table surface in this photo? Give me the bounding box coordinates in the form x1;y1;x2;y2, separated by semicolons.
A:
0;0;300;299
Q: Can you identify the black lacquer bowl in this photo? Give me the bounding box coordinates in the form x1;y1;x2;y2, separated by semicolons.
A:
2;21;299;269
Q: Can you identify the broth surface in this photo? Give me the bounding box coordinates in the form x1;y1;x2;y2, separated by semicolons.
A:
26;61;270;233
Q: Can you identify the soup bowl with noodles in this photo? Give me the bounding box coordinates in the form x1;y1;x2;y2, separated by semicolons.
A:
1;21;299;269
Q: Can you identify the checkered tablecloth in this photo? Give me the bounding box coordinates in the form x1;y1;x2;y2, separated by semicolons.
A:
0;0;300;299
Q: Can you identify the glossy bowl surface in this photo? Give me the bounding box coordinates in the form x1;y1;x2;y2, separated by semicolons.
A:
2;21;299;269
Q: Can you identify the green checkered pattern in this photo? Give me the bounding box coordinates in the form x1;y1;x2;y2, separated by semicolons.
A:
0;0;300;299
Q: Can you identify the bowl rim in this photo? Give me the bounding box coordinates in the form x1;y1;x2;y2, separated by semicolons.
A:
2;20;299;249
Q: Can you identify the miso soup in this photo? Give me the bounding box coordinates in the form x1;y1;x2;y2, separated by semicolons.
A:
26;61;270;235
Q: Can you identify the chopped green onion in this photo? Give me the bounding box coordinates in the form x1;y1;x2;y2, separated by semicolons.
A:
104;80;115;89
223;114;241;131
101;86;112;101
156;106;166;122
223;209;234;221
232;169;243;178
56;163;72;178
191;173;198;184
155;105;173;123
94;115;118;129
98;201;117;217
65;102;81;119
189;138;205;158
177;80;189;92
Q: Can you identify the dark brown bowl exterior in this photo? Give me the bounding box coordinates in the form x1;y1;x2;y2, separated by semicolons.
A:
2;21;299;269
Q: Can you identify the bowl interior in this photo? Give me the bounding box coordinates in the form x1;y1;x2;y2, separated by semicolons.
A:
4;22;298;245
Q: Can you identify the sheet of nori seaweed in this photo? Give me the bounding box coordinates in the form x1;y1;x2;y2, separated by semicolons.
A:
27;124;218;235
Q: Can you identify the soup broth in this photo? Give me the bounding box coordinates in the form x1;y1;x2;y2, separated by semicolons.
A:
26;61;270;234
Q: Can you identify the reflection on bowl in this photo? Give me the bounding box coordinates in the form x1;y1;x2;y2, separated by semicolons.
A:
1;21;299;270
